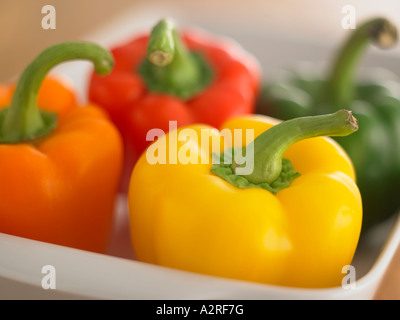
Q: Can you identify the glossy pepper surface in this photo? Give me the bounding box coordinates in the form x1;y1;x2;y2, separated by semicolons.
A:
89;18;261;190
128;110;362;288
0;42;123;253
257;17;400;231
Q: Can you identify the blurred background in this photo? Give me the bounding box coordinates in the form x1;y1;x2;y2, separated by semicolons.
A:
0;0;399;299
1;0;400;81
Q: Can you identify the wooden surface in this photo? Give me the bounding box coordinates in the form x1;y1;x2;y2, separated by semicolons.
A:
375;245;400;299
1;0;399;300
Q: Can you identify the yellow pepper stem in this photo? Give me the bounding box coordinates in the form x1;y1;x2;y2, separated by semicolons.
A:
236;110;358;185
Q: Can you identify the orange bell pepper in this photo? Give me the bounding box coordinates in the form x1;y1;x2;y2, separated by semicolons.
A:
0;42;123;253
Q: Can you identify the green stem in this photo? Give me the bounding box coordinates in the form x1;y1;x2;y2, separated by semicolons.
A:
0;42;114;144
325;17;397;107
236;110;358;184
146;19;176;67
139;19;213;100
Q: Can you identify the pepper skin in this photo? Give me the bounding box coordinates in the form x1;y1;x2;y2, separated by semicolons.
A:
128;111;362;288
256;17;400;232
0;42;123;253
88;19;261;191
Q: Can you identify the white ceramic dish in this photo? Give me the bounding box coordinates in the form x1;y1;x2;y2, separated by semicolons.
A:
0;194;399;300
1;8;400;300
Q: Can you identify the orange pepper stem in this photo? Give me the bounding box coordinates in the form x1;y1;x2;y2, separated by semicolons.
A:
235;110;359;185
0;42;114;144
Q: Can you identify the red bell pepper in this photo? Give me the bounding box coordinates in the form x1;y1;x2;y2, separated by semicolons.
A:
88;18;261;190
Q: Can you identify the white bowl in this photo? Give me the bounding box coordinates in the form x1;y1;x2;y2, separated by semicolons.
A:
1;194;399;300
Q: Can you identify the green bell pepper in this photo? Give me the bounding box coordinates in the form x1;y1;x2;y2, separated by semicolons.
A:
256;17;400;232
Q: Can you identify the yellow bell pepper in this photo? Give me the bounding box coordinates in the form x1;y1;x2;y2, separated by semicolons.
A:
128;110;362;288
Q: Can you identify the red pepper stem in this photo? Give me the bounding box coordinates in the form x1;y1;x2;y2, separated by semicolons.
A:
325;18;397;107
236;110;358;184
146;19;197;75
139;18;213;100
0;42;114;144
146;19;176;67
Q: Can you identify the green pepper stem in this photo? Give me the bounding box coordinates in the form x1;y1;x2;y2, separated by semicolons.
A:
0;42;114;143
139;18;213;100
236;110;358;184
325;17;397;107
